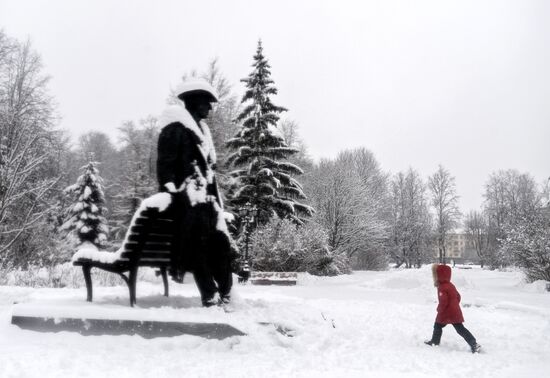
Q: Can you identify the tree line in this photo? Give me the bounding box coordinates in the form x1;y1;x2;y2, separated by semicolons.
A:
1;32;548;282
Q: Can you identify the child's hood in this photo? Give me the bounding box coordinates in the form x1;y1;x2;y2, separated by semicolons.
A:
432;264;452;285
437;264;452;283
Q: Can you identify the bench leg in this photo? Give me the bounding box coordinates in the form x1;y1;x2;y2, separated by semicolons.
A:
128;266;138;307
160;267;169;297
82;265;93;302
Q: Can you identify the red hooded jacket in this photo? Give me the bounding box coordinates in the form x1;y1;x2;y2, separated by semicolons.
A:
434;264;464;324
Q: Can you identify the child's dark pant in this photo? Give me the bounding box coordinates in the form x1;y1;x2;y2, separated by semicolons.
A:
430;322;476;346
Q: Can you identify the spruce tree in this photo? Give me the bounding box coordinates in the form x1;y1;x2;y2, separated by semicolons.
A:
227;40;314;225
62;161;109;248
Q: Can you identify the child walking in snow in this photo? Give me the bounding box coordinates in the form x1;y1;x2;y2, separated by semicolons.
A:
425;264;481;353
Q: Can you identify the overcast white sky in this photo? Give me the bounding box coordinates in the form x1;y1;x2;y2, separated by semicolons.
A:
1;0;549;213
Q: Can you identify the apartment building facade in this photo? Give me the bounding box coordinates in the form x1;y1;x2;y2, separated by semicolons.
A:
433;232;478;264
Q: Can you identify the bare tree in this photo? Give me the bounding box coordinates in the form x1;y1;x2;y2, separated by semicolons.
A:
389;169;432;268
483;169;541;266
308;159;359;251
464;210;489;267
429;165;461;264
78;132;118;169
76;131;120;195
279;118;313;171
543;177;550;206
306;148;389;269
108;118;159;241
0;31;16;67
0;35;60;264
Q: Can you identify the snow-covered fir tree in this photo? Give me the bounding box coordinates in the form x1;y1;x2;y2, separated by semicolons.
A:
61;161;109;247
226;40;314;225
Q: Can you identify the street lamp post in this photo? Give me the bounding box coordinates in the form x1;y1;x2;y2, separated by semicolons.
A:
238;202;257;283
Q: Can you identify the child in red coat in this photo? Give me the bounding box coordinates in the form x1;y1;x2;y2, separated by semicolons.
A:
425;264;481;353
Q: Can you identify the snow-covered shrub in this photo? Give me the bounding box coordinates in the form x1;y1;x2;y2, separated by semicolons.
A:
0;263;140;288
0;263;75;287
501;210;550;282
248;217;350;275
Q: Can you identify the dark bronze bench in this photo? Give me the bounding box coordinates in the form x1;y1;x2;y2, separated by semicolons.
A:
72;195;177;307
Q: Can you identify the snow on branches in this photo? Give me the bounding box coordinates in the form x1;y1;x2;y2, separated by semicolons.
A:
501;208;550;282
226;40;313;225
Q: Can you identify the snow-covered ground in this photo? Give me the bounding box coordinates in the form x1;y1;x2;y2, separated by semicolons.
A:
1;265;549;378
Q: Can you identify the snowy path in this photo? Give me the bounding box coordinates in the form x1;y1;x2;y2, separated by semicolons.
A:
0;266;549;378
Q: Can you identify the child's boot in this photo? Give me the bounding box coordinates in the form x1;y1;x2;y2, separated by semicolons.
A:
470;342;481;353
425;323;443;346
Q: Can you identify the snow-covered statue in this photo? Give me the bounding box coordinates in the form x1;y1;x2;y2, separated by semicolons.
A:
157;80;236;307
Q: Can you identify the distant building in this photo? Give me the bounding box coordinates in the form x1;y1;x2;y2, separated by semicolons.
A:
433;232;479;264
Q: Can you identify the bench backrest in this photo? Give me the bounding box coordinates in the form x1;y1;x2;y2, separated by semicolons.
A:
119;207;177;267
